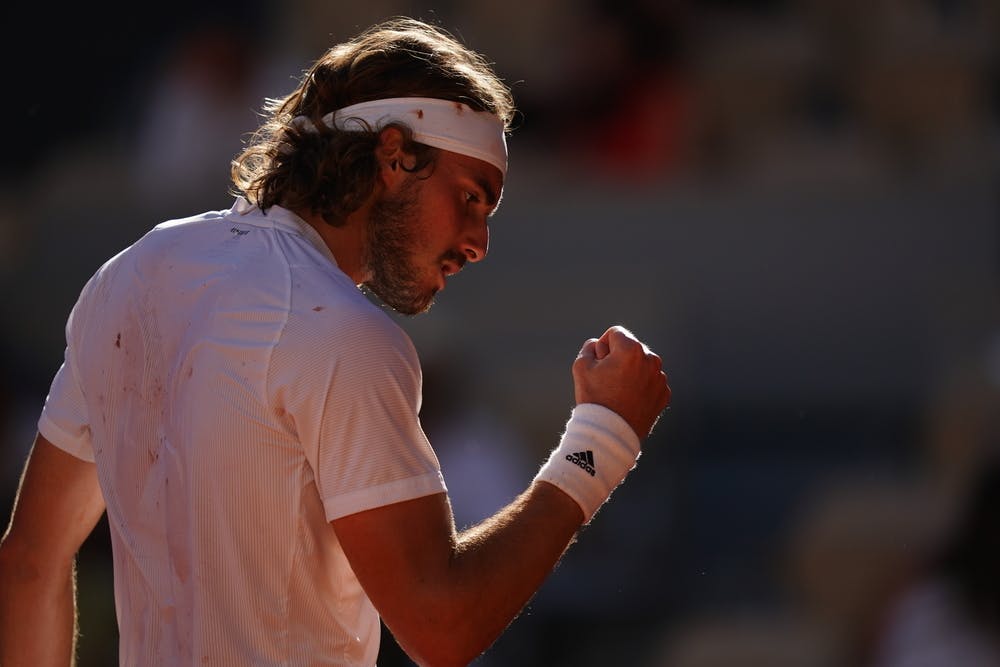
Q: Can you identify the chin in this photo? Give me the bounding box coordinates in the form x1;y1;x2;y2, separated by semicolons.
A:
407;291;438;316
373;288;437;316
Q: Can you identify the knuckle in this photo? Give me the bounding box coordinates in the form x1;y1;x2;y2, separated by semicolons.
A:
615;331;638;347
609;325;631;339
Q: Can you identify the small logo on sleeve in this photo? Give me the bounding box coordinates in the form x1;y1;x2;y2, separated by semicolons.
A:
566;450;596;477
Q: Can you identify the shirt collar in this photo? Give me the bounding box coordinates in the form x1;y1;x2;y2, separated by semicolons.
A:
230;196;338;266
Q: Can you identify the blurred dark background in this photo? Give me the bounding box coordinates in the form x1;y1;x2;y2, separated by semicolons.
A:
2;1;999;665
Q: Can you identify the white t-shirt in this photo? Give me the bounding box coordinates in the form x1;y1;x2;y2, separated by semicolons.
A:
39;198;447;666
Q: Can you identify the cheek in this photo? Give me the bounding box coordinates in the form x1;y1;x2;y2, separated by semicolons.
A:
422;199;466;244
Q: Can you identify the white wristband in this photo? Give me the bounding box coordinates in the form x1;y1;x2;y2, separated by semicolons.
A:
534;403;642;523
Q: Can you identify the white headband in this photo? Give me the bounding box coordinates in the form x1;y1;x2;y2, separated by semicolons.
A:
293;97;508;177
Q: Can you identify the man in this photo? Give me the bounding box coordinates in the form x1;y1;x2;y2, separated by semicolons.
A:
0;17;670;667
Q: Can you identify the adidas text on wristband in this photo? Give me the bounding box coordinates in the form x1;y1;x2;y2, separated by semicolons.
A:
533;403;641;523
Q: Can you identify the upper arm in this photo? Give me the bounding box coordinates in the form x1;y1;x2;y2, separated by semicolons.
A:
2;433;105;568
332;491;456;608
331;483;584;667
332;492;458;660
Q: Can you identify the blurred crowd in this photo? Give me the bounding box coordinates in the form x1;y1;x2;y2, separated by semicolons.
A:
2;0;998;665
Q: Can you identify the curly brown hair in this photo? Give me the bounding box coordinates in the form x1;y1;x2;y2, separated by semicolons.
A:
230;17;515;226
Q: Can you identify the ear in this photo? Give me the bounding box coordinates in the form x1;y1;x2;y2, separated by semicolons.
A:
376;126;413;191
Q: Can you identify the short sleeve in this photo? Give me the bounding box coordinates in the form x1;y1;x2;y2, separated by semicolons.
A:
38;306;94;462
273;304;446;521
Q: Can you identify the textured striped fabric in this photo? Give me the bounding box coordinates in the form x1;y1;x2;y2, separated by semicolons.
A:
39;198;446;666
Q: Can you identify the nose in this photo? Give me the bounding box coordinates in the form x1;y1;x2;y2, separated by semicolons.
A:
460;219;489;263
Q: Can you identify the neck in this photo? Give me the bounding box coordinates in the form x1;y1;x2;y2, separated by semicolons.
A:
294;203;371;284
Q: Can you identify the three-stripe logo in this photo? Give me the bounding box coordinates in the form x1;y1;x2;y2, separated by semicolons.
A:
565;450;596;477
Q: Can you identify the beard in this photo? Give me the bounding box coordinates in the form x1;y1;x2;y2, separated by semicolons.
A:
363;179;438;315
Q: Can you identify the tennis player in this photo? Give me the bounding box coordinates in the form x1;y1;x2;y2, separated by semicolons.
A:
0;17;670;666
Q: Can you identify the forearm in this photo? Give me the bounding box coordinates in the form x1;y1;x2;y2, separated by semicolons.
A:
371;406;646;665
0;542;78;667
395;481;583;666
453;481;582;635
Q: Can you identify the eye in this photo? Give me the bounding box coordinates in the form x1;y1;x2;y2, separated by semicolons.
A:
464;191;479;204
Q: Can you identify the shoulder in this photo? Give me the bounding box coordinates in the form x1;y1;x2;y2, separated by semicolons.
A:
271;293;425;413
324;301;418;366
282;282;420;370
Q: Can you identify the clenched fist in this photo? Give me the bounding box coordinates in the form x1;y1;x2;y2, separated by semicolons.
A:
572;326;671;439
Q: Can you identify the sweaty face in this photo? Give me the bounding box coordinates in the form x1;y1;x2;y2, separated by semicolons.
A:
362;149;501;316
363;178;459;315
